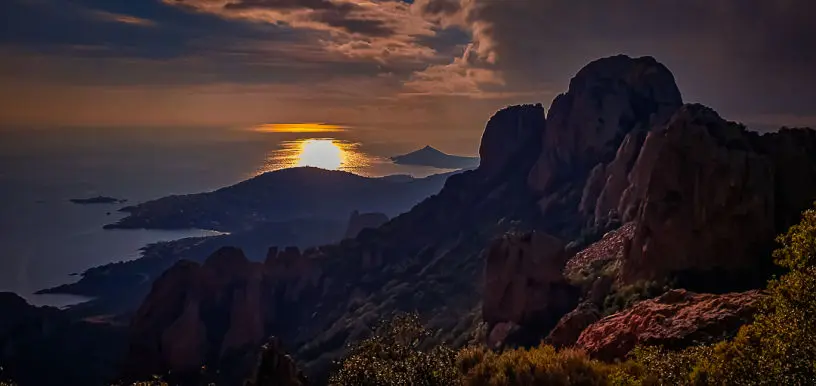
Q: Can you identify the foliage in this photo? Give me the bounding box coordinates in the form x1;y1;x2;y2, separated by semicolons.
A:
602;280;670;316
329;313;460;386
456;344;640;386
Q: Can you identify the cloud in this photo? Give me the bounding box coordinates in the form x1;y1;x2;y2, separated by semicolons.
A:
412;0;816;119
88;10;158;27
163;0;440;62
251;123;348;132
402;43;504;98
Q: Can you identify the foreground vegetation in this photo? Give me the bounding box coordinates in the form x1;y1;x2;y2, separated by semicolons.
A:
332;204;816;385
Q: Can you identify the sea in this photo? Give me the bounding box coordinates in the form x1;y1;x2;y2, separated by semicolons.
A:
0;126;452;307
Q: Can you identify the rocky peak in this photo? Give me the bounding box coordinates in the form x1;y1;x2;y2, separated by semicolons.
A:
478;103;546;178
528;55;683;196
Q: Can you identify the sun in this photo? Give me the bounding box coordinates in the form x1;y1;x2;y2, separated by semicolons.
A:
296;139;344;170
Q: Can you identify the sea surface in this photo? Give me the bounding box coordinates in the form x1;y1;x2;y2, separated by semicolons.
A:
0;126;450;307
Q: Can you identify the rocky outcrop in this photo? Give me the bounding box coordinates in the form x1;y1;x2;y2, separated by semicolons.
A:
529;55;683;196
125;247;318;384
576;289;763;361
344;211;388;239
546;303;601;348
620;105;777;287
478;104;546;178
483;232;579;348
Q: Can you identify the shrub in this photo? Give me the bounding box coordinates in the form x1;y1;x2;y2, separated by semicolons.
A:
456;344;637;386
329;313;460;386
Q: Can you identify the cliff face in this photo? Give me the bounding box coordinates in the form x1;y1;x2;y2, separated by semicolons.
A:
482;232;579;348
125;246;324;385
620;105;776;288
126;55;816;382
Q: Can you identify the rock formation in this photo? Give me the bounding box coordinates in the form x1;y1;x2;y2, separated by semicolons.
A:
620;105;776;288
126;247;282;383
478;104;546;178
576;289;763;361
528;55;682;198
546;303;602;349
483;232;579;348
343;211;389;239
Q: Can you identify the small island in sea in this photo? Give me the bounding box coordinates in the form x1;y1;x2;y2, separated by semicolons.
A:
69;196;127;205
391;145;480;169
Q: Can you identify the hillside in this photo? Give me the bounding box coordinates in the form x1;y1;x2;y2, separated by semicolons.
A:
106;167;458;232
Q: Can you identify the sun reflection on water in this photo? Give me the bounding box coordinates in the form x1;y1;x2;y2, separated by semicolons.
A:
257;138;371;175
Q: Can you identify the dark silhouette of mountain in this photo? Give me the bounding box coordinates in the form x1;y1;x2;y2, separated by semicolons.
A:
105;167;460;232
0;293;126;386
391;145;479;169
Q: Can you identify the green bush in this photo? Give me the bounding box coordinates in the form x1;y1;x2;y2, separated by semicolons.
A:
602;280;670;316
456;344;639;386
329;313;460;386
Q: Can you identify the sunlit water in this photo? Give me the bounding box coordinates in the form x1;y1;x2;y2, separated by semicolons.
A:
0;126;458;306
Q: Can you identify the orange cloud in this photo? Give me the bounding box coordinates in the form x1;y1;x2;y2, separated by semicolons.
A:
252;123;349;133
89;10;157;27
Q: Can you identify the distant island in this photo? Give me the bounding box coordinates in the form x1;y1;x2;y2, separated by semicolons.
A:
69;196;127;205
391;145;480;169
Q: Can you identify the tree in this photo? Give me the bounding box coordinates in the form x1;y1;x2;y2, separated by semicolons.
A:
329;313;459;386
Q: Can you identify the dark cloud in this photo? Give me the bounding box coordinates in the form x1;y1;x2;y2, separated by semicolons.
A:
419;0;816;123
416;0;460;17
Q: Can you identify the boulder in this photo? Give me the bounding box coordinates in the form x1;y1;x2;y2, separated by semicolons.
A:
546;303;601;348
576;289;763;361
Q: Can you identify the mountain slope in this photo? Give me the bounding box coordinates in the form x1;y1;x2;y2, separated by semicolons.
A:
106;167;458;232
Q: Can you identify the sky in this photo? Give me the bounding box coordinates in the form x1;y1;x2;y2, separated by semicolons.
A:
1;0;815;152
